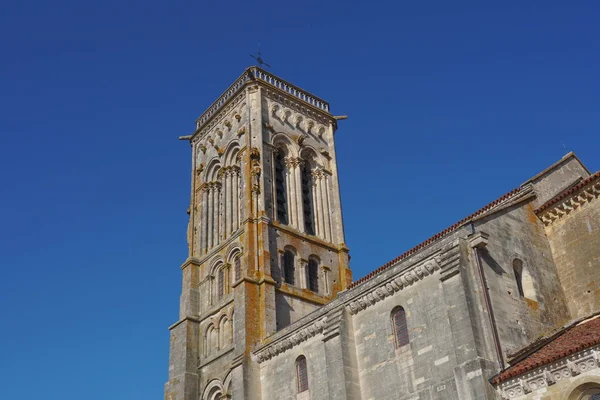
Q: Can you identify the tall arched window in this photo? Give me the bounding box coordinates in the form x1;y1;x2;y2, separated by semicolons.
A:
234;256;241;282
513;258;538;301
283;250;295;285
296;355;309;393
308;259;319;293
392;307;409;348
513;259;525;297
218;268;225;299
274;151;288;224
301;164;315;235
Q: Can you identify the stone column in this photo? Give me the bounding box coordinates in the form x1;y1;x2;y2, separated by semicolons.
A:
200;184;209;254
208;182;214;249
216;181;223;243
284;158;296;228
322;173;332;242
225;168;232;236
315;171;326;240
294;159;305;232
298;259;308;289
233;166;240;230
312;171;321;237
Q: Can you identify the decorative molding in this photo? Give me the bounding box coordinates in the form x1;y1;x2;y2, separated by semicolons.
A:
537;179;600;226
194;67;330;139
193;93;247;142
263;89;333;127
254;317;327;363
496;345;600;399
346;255;442;315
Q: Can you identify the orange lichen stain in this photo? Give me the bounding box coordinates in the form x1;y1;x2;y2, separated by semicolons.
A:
525;202;542;232
525;298;539;311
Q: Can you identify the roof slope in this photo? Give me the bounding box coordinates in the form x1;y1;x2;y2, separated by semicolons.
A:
492;314;600;384
535;170;600;213
348;186;522;288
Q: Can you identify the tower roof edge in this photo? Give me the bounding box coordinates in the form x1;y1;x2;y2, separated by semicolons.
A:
194;67;331;132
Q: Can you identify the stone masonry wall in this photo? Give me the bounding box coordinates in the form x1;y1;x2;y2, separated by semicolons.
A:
474;200;571;359
545;193;600;320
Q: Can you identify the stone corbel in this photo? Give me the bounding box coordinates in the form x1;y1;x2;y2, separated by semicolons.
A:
496;387;509;400
306;121;314;134
593;349;600;366
519;378;532;394
270;104;279;118
568;360;580;376
199;144;207;154
318;126;326;139
296;134;307;146
543;370;556;386
295;115;303;129
469;231;489;249
216;129;223;138
223;120;232;130
234;113;241;122
237;126;246;137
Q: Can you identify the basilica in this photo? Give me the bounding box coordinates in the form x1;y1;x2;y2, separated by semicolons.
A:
164;67;600;400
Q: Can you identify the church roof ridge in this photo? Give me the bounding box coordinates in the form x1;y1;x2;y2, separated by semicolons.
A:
348;186;522;289
195;66;331;130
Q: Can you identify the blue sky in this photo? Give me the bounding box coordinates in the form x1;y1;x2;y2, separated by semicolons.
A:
1;1;598;399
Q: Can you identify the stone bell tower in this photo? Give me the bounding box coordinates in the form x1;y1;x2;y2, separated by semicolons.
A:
165;67;352;400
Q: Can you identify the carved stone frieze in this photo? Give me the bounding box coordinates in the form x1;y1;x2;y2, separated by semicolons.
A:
537;179;600;226
263;89;333;127
496;345;600;399
254;317;327;363
346;255;442;315
194;92;247;142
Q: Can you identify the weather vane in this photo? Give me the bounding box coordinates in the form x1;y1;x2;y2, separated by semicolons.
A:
250;42;271;68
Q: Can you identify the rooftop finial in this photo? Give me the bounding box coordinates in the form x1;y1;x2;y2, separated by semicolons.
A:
249;41;271;68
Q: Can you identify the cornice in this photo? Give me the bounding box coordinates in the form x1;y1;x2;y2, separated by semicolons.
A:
251;235;461;363
270;221;340;252
254;316;327;363
192;67;333;141
495;345;600;399
345;242;462;315
168;315;202;331
263;89;334;128
536;173;600;227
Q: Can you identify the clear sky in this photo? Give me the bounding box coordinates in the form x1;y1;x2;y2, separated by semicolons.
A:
1;1;598;399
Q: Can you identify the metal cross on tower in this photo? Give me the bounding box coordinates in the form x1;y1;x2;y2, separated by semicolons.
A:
249;42;271;68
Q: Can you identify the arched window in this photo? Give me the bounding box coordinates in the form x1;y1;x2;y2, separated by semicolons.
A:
568;383;600;400
274;151;288;224
301;164;315;235
283;250;295;285
234;256;241;282
513;259;538;301
218;268;225;299
296;355;309;393
308;259;319;292
513;259;524;297
392;307;409;348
